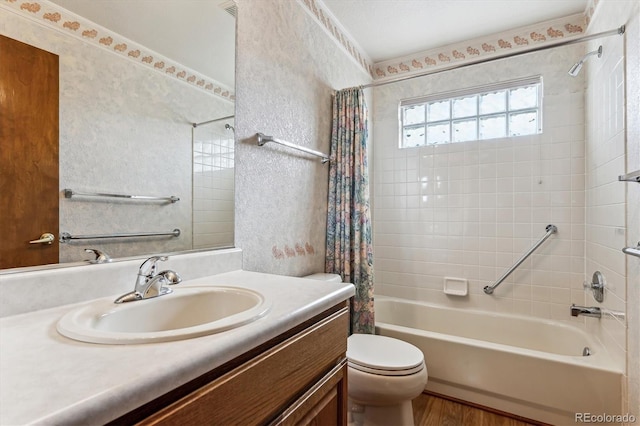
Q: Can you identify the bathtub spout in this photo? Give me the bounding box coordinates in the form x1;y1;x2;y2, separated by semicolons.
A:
570;304;601;318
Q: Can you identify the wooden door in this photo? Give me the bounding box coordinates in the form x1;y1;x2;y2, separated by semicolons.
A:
0;35;59;269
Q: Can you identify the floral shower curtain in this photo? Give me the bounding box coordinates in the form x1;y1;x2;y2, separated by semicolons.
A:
326;87;374;334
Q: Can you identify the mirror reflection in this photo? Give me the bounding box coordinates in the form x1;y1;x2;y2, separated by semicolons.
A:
0;0;236;271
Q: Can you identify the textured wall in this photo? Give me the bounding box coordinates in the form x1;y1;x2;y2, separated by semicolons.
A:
585;0;640;417
234;0;371;276
0;8;233;263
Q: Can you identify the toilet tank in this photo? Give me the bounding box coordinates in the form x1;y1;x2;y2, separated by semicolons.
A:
303;273;343;283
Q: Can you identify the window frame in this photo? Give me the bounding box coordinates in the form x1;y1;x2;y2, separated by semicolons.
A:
399;76;543;148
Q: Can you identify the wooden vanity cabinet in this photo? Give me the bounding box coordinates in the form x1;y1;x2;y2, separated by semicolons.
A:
120;302;349;426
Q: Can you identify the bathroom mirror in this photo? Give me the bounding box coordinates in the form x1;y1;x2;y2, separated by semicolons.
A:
0;0;236;272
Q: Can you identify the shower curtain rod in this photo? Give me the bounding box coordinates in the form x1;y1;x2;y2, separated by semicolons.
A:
353;25;625;90
192;114;235;128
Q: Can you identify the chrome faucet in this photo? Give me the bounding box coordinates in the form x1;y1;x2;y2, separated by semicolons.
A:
114;256;182;303
85;248;112;264
570;304;602;318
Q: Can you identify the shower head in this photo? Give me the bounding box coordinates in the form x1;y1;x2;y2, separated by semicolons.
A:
225;123;235;132
568;45;602;76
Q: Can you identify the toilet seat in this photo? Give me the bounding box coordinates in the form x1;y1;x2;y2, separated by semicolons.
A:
347;334;425;376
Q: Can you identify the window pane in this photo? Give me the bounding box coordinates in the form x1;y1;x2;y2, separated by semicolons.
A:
479;115;506;139
509;85;538;110
399;79;541;148
428;100;450;122
452;119;477;142
479;91;506;114
509;111;538;136
403;104;425;125
427;122;450;144
403;125;426;147
452;96;477;118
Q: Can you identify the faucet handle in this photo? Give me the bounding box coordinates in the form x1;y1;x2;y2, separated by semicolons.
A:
157;270;182;285
583;271;605;302
138;255;168;276
85;248;112;264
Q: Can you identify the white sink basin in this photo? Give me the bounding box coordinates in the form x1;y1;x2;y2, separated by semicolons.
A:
57;286;270;344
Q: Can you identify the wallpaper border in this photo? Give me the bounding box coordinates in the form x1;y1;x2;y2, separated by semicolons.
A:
298;0;590;83
373;13;587;81
298;0;374;78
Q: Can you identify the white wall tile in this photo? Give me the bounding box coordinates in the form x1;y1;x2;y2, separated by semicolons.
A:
371;2;638;410
373;43;587;325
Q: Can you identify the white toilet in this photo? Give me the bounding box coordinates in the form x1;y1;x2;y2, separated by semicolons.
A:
347;334;428;426
303;273;428;426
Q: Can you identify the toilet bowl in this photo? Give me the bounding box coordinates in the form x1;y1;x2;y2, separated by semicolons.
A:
303;273;428;426
347;334;428;426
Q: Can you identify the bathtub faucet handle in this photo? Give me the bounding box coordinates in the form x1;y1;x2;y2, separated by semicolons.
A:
583;271;605;302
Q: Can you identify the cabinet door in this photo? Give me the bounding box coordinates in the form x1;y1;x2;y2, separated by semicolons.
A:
139;307;349;426
272;361;348;426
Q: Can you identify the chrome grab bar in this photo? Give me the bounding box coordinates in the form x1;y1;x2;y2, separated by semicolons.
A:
256;133;330;164
60;229;180;243
618;169;640;183
484;224;558;295
622;242;640;258
64;189;179;203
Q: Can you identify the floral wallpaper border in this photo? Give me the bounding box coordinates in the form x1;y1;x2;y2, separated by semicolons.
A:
299;0;374;77
300;0;591;82
584;0;600;26
372;13;587;80
1;0;235;101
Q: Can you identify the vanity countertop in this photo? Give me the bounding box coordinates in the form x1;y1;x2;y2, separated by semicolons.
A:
0;270;354;425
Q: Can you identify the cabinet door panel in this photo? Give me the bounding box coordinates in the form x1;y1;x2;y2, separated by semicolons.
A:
140;307;348;426
273;361;348;426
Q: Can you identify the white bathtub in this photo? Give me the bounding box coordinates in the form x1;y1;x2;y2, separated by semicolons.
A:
375;296;623;425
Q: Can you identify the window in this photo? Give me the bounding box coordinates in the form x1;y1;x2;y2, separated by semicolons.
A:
399;77;542;148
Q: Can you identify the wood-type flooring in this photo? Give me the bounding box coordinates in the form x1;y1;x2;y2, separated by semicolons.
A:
412;392;548;426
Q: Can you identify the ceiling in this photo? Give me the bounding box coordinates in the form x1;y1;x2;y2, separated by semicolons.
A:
321;0;589;63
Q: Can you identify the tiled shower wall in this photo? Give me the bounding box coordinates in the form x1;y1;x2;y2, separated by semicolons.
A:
584;7;626;372
585;0;640;416
372;44;590;322
193;121;235;249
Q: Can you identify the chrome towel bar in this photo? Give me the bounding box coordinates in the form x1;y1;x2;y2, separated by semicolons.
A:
64;189;180;203
484;224;558;295
256;133;329;164
60;229;181;243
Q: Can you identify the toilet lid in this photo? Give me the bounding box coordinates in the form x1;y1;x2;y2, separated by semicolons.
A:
347;334;425;376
